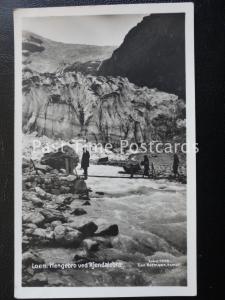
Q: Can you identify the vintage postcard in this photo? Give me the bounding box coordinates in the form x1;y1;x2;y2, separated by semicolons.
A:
14;3;196;298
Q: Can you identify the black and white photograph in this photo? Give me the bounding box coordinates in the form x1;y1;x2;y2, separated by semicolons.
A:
14;3;196;298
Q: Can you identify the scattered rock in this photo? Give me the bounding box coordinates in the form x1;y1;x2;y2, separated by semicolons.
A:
54;225;82;246
23;175;35;183
23;212;45;225
35;186;52;200
97;157;108;164
23;223;38;229
26;266;35;276
22;236;30;251
60;186;70;193
51;189;60;195
22;191;37;201
73;249;88;262
57;203;70;211
32;228;47;239
96;224;119;236
27;273;48;286
22;251;45;266
96;191;104;195
72;208;87;216
50;169;59;175
24;228;36;235
25;182;32;189
31;196;43;207
55;195;72;205
49;279;64;287
44;178;52;185
51;220;62;229
22;157;30;169
59;175;77;182
82;201;91;206
83;239;99;251
40;208;66;222
93;236;113;248
79;194;90;200
64;229;83;246
35;164;52;173
45;230;55;240
77;221;98;236
30;228;54;244
73;179;87;194
54;225;66;243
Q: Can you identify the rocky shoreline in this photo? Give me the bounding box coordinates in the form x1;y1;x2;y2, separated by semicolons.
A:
22;159;120;287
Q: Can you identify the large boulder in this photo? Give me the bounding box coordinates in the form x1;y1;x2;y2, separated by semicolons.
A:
68;221;98;236
40;145;79;171
96;224;119;237
77;221;98;236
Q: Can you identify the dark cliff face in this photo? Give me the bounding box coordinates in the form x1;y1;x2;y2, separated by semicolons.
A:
98;13;185;98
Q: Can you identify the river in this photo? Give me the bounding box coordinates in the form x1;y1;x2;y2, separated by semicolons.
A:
36;165;187;287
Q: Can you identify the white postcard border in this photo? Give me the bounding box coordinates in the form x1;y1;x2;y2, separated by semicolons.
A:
14;3;196;298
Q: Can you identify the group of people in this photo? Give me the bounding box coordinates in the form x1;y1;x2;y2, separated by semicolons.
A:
67;147;180;180
132;153;180;179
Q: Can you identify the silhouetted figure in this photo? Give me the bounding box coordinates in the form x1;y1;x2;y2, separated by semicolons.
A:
151;162;156;179
173;153;180;178
130;163;135;178
141;155;150;178
81;147;90;180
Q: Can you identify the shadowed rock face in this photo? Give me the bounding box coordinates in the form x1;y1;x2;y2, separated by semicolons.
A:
98;13;185;98
22;68;185;143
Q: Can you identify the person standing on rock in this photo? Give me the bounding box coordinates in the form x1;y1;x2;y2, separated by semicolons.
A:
81;147;90;180
141;155;150;178
173;152;180;178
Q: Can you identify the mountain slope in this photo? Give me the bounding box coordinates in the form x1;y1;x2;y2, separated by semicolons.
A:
22;31;116;73
98;13;185;98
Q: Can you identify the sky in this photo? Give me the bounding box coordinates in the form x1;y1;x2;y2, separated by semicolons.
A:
22;14;147;46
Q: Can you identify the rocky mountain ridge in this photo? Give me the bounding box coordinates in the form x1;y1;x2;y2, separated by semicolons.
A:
22;31;116;73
